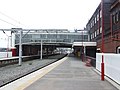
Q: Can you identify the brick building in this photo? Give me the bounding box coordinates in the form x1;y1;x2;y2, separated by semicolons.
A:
110;0;120;53
86;0;120;53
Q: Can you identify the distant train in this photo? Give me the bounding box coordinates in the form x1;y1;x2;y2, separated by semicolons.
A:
0;48;11;52
0;48;16;58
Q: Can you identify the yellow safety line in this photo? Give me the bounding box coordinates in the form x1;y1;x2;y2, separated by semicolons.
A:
16;57;68;90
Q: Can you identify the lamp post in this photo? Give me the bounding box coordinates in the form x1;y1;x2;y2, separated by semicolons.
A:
101;0;104;81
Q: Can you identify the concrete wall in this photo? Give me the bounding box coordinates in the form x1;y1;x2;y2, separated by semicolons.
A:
0;52;12;58
96;53;120;84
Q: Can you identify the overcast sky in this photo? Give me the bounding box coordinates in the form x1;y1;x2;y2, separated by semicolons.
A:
0;0;101;30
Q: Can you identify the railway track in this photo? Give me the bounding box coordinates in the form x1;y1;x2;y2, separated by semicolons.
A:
0;54;67;87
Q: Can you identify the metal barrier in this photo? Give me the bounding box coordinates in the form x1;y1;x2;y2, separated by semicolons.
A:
0;56;39;67
0;54;61;67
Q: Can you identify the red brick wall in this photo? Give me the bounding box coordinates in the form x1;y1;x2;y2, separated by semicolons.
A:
97;33;120;53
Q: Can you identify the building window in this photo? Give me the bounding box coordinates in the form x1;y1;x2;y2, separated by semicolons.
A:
87;25;90;30
118;10;120;21
113;11;120;24
87;26;89;30
97;29;99;35
91;22;92;28
113;15;116;24
116;12;119;22
95;31;97;37
93;33;94;38
95;17;96;24
97;13;99;21
100;27;102;33
88;25;90;30
91;34;93;40
91;34;92;39
93;20;94;26
100;10;102;18
117;46;120;54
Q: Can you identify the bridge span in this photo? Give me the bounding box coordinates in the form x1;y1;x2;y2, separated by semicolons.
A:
13;29;89;56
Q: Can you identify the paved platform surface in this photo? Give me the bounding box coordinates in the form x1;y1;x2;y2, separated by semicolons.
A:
24;55;118;90
0;54;66;87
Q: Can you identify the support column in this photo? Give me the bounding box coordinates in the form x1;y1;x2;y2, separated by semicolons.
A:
46;46;48;58
84;46;86;61
19;30;22;66
40;40;42;60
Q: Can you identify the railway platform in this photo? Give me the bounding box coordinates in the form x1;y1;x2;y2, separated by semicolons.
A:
0;54;118;90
